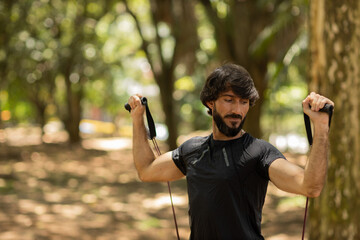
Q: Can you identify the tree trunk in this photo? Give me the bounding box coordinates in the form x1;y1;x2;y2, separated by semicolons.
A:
244;63;267;138
159;74;178;149
125;0;198;149
35;101;47;137
308;1;360;239
64;76;82;143
200;0;302;139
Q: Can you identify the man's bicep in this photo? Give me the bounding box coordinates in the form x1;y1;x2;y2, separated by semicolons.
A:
142;151;185;182
268;158;307;196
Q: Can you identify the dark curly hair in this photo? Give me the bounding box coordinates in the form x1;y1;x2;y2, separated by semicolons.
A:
200;63;259;115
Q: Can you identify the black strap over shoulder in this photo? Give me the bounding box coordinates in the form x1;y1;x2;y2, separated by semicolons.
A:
303;103;334;146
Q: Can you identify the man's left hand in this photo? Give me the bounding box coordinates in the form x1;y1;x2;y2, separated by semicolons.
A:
302;92;335;128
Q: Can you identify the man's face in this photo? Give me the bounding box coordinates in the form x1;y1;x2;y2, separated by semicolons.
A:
210;90;249;137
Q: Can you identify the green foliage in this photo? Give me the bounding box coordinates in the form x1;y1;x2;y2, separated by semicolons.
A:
278;195;306;209
0;0;310;141
138;217;161;230
262;62;308;138
0;179;14;194
1;1;127;124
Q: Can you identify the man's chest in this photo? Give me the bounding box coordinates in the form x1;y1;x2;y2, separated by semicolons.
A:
185;144;258;182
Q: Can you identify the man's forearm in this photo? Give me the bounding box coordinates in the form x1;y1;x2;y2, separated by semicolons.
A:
303;125;329;197
132;117;156;180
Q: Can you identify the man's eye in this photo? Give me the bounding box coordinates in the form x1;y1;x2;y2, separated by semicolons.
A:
225;99;232;102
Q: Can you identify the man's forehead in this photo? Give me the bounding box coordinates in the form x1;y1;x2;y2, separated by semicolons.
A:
219;91;247;99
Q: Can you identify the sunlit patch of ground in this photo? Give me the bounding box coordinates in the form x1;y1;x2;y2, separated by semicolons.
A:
82;138;132;151
0;126;308;239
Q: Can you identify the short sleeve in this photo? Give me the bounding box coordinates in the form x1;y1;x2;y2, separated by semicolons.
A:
257;140;286;180
172;147;187;175
171;136;210;176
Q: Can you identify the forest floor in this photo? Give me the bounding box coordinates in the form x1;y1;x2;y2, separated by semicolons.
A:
0;127;309;240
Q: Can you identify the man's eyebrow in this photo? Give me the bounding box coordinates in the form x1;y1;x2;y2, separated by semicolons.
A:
220;94;235;97
220;94;249;100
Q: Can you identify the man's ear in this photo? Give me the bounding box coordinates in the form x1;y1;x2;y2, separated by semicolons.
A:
206;101;214;110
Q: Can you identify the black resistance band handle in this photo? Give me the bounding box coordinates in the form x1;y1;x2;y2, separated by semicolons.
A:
303;103;334;146
318;103;334;120
124;97;157;140
302;103;334;240
124;97;147;112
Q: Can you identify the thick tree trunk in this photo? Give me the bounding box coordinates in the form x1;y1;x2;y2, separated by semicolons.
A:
308;1;360;239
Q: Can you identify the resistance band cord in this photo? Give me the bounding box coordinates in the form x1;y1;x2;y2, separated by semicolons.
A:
125;98;180;240
302;103;334;240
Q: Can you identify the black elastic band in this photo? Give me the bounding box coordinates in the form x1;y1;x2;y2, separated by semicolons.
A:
125;98;180;239
303;103;333;146
302;103;333;240
143;98;157;139
124;97;157;139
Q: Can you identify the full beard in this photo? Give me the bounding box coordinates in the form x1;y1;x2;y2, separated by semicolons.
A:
213;105;246;137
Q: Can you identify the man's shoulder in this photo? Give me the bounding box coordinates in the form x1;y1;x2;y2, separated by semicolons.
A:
178;135;210;156
243;133;272;147
181;135;210;148
241;133;281;157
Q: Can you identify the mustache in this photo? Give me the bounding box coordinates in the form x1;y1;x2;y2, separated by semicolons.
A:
224;114;243;120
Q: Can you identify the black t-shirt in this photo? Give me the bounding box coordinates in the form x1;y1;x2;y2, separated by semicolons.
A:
172;133;286;240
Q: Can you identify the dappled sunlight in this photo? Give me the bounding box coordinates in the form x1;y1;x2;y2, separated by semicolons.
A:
1;126;133;151
0;130;6;143
0;132;308;239
269;133;309;154
82;137;132;151
1;0;352;237
4;126;43;146
51;204;85;219
142;193;188;209
44;192;63;203
267;233;300;240
0;138;191;239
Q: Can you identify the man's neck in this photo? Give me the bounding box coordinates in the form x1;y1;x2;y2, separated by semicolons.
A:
212;122;245;141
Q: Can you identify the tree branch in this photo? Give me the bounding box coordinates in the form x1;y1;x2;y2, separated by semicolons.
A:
149;0;167;77
122;0;158;80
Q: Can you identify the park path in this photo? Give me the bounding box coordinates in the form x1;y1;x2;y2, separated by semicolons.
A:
0;136;308;240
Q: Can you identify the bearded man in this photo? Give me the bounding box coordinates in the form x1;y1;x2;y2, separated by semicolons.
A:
127;63;334;240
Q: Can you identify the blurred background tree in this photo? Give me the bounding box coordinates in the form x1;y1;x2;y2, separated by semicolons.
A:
308;0;360;239
199;0;307;138
0;0;121;143
0;0;309;149
1;0;359;238
122;0;199;149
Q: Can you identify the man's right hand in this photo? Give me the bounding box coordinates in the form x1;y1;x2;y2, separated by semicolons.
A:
127;94;185;182
127;94;145;120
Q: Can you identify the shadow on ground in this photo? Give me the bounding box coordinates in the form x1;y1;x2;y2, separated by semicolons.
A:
0;137;308;240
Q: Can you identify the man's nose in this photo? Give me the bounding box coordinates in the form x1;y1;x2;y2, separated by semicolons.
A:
231;101;242;114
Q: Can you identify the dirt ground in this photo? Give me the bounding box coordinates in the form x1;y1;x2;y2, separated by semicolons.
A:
0;129;309;240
